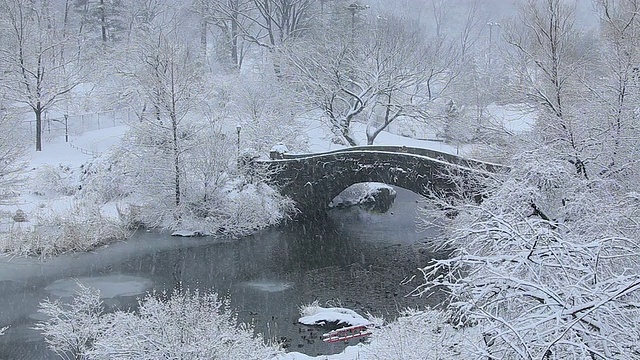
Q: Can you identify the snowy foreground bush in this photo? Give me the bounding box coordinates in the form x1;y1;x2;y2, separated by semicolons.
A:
363;309;482;360
39;289;486;360
296;302;483;360
418;153;640;359
37;285;283;360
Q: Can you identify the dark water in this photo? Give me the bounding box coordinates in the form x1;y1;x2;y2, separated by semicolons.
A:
0;187;444;359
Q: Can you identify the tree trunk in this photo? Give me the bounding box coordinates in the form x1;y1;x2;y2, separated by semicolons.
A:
231;14;239;67
172;113;180;207
35;105;43;152
100;0;107;42
201;18;207;60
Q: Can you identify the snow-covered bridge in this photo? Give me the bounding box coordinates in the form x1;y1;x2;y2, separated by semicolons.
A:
256;145;505;218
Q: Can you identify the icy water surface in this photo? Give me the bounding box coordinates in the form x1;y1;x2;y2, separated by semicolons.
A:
0;187;444;358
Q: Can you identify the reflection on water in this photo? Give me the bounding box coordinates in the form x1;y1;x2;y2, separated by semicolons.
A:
0;187;444;358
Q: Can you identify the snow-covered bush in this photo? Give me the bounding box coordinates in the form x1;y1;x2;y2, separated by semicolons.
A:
100;118;295;235
418;150;640;359
79;148;133;203
364;309;482;360
32;163;81;196
175;181;296;237
0;200;129;257
0;111;27;204
35;283;103;360
37;286;283;360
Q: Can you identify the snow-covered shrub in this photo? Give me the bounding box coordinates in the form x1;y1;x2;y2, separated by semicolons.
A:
418;150;640;359
219;182;296;234
174;181;296;237
32;163;81;196
0;200;129;257
35;283;103;360
0;111;27;204
364;309;482;360
79;148;133;203
90;289;283;360
36;286;283;360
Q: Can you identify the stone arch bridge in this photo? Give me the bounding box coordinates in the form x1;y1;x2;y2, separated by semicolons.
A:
255;145;504;217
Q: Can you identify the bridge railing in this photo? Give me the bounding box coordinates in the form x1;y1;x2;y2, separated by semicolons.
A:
270;145;507;173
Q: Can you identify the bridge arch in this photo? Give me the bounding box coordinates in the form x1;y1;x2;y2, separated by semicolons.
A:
257;146;501;218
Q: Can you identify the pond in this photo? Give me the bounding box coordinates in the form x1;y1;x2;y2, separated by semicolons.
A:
0;187;445;358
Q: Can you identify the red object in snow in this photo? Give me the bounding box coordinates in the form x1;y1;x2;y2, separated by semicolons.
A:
321;324;373;343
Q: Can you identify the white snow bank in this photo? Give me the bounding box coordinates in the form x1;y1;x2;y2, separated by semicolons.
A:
271;142;290;153
329;182;396;209
302;115;463;155
299;303;371;327
171;230;204;237
485;103;535;134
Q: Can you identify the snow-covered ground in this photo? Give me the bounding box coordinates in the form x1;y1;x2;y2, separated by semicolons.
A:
484;102;535;134
303;116;464;154
1;126;128;234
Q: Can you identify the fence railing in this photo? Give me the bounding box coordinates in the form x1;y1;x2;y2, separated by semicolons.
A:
20;108;134;141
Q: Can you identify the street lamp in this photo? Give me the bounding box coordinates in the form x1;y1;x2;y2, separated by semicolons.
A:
347;3;368;43
51;114;69;142
487;22;501;44
487;22;501;67
236;123;242;157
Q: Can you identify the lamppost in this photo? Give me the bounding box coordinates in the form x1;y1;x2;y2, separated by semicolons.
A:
487;22;501;67
487;22;500;44
347;3;368;43
236;123;242;157
51;114;69;142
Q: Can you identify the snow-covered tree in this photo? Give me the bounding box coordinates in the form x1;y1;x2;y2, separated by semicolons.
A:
282;17;455;146
0;0;86;151
363;17;459;145
504;0;595;178
228;74;307;153
73;0;127;43
282;32;365;145
118;9;206;210
193;0;255;69
592;0;640;181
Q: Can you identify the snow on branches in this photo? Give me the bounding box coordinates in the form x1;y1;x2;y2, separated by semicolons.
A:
37;286;283;360
417;149;640;359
